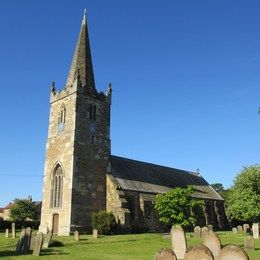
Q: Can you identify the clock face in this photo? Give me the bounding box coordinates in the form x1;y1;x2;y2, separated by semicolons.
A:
89;123;96;133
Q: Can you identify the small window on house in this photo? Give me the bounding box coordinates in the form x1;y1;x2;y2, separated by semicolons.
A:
50;164;63;208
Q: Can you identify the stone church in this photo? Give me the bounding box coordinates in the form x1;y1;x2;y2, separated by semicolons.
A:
39;12;227;236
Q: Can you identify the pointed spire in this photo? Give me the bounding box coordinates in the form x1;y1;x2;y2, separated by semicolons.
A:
66;9;95;91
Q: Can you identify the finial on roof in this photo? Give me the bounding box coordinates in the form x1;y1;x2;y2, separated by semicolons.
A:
84;9;87;15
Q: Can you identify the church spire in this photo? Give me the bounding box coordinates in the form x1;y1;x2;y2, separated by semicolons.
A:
66;9;96;91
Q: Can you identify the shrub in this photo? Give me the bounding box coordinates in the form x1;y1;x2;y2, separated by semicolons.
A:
91;211;116;235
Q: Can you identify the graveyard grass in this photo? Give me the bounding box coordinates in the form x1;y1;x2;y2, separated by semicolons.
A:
0;231;260;259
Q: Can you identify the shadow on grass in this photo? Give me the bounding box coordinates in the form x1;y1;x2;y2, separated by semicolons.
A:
41;248;68;256
0;249;68;257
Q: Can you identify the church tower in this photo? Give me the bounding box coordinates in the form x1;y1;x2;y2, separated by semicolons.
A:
39;11;112;235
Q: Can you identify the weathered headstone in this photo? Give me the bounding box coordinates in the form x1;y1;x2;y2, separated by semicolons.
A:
203;231;221;259
42;230;53;249
201;226;209;238
219;245;249;260
74;230;79;241
194;226;201;238
244;236;255;250
184;245;213;260
5;229;9;238
154;248;177;260
252;223;259;239
207;224;213;231
237;225;243;233
243;224;249;234
171;226;187;259
16;229;26;252
93;229;98;238
23;227;32;252
33;232;43;256
30;236;36;250
232;227;238;234
12;222;16;238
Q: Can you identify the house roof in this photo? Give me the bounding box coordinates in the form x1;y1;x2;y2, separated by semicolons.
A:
4;203;15;209
110;155;222;201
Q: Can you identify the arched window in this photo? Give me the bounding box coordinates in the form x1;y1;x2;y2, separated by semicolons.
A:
50;164;63;208
59;105;66;124
58;105;66;133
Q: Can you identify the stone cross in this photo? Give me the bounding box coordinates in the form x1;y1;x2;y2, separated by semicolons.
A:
5;229;9;238
201;226;209;238
232;227;238;234
243;224;249;233
244;236;255;250
194;226;201;238
12;222;16;238
42;230;53;249
170;226;187;259
74;230;79;241
93;229;98;238
154;248;177;260
252;223;259;239
219;245;249;260
33;232;43;256
184;245;213;260
203;231;221;259
237;225;243;233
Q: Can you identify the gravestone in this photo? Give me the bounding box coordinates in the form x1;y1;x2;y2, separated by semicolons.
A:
194;226;201;238
154;248;177;260
171;226;187;259
252;223;259;239
74;230;79;241
207;224;213;231
42;230;53;249
23;227;32;252
203;231;221;259
201;226;209;238
244;236;255;250
243;224;249;233
12;222;16;238
219;245;249;260
93;229;98;238
30;236;36;250
16;229;26;252
232;227;237;234
5;229;9;238
237;225;243;233
33;232;43;256
184;245;213;260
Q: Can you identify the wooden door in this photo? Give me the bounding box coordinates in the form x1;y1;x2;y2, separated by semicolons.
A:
52;214;59;235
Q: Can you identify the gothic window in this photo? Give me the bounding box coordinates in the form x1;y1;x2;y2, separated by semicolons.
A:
88;104;96;121
50;164;63;208
143;201;153;219
58;105;66;133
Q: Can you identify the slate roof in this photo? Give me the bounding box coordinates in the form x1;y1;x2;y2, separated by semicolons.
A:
110;155;223;201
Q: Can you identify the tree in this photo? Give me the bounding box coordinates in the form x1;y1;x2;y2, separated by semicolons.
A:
211;183;230;202
154;186;204;227
9;199;37;223
226;165;260;223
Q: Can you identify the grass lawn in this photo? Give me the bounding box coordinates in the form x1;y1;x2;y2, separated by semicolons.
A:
0;231;259;259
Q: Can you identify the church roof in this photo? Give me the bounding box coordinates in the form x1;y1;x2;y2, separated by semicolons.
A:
110;155;223;201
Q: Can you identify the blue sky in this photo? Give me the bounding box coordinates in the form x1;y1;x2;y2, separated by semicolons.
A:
0;0;259;207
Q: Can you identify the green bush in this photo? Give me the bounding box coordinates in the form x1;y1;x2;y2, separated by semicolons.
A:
91;211;116;235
